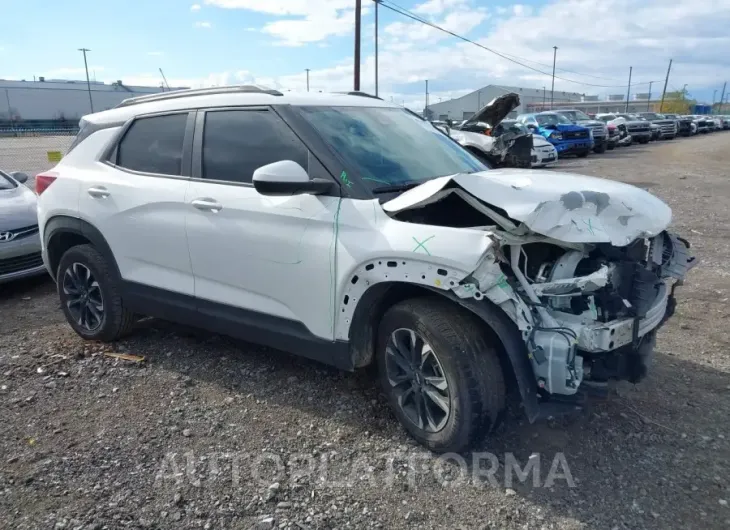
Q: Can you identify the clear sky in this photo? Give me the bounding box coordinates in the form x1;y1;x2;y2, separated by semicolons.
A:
1;0;728;109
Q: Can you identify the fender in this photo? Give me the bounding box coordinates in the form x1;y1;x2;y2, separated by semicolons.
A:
43;216;121;282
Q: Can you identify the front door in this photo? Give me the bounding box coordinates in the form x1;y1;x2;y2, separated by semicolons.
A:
185;108;339;341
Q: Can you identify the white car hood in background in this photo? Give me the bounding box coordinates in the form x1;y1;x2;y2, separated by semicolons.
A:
383;169;672;246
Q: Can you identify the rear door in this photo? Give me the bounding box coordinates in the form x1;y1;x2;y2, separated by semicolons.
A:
76;111;195;296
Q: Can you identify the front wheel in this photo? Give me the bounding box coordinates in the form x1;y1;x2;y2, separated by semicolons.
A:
593;142;607;154
377;298;506;453
57;244;136;341
577;150;590;158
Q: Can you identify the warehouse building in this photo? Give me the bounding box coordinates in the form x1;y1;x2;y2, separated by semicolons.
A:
426;84;585;121
1;78;189;127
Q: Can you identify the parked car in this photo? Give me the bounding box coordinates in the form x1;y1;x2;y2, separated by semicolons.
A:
596;113;643;145
36;86;696;453
635;112;677;139
680;116;698;135
448;93;533;168
495;119;558;167
719;116;730;130
691;115;713;133
0;169;46;284
606;123;621;149
516;112;594;157
553;109;610;153
662;113;693;137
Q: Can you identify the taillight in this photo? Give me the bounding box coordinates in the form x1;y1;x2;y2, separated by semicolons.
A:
35;172;58;195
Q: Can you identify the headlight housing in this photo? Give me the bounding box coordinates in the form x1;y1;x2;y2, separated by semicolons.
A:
549;132;563;140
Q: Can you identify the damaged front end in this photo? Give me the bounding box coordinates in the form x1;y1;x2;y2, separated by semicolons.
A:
383;170;696;404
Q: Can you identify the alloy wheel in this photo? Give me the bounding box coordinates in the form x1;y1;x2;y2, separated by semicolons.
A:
384;328;451;433
62;262;104;331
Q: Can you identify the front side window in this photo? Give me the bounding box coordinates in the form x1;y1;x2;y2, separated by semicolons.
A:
116;113;188;175
298;106;485;189
202;110;308;184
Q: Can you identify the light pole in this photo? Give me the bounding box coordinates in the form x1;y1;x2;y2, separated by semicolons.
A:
550;46;558;110
542;86;546;108
305;69;310;92
374;0;379;97
354;0;362;91
625;66;632;112
647;81;653;111
78;48;94;113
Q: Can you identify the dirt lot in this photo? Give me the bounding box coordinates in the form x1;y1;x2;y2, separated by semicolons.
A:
1;133;729;530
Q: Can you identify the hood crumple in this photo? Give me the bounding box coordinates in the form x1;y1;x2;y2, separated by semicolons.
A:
382;169;672;246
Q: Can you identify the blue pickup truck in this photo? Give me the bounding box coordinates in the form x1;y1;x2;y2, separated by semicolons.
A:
516;112;594;157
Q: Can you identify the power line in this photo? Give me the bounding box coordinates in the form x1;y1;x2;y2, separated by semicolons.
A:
377;0;662;89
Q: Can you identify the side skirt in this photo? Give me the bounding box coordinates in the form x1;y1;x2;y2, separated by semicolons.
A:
121;281;353;370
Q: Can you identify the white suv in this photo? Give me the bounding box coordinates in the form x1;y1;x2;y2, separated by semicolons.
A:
37;86;695;453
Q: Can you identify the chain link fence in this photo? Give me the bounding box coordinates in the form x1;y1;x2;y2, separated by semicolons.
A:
0;130;77;185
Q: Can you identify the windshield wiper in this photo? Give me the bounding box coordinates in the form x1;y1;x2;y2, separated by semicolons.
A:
371;181;425;194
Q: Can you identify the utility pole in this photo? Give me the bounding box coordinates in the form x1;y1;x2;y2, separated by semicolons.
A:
354;0;362;91
550;46;558;110
425;80;429;117
542;86;546;108
374;0;379;97
659;58;672;113
78;48;94;113
305;69;310;92
647;81;653;111
720;82;727;113
625;66;632;112
682;84;687;100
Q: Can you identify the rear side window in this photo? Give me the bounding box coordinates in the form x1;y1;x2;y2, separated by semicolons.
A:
201;110;308;184
116;113;188;175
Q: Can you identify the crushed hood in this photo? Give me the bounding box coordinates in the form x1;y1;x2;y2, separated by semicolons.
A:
464;93;519;128
383;169;672;246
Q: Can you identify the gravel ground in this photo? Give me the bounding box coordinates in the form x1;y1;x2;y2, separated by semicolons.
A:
1;133;729;530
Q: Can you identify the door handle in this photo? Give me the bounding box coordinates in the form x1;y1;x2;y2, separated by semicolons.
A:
191;198;223;213
87;186;110;199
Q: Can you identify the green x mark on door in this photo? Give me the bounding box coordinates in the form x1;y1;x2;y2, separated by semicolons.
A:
412;235;435;255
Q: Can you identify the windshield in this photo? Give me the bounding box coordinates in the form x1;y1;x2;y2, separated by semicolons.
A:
616;114;633;120
299;106;487;188
597;115;615;122
641;113;660;120
535;113;573;126
559;110;591;121
0;171;18;190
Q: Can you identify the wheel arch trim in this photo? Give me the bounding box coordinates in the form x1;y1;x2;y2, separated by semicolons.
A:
43;216;121;282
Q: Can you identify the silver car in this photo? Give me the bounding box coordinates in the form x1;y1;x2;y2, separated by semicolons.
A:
0;170;46;284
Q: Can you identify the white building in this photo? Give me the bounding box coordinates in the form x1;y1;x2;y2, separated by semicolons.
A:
426;84;585;121
1;78;189;124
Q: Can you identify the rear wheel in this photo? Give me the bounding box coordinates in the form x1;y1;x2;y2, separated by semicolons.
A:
57;244;136;341
377;298;506;453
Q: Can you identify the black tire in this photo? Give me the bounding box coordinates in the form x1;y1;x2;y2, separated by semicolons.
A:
577;150;589;158
638;138;649;144
377;297;506;453
607;143;615;150
593;142;607;154
57;244;136;341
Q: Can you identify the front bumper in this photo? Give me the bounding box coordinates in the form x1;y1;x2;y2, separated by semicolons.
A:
627;130;652;140
531;145;558;167
0;232;46;284
552;140;593;154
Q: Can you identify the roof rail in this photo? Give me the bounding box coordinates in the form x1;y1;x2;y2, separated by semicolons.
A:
334;91;383;100
114;84;284;109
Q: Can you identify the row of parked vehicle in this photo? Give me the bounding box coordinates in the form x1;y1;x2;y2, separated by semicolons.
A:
432;93;730;169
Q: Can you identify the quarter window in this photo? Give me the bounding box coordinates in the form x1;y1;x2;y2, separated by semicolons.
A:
116;113;188;175
202;110;308;184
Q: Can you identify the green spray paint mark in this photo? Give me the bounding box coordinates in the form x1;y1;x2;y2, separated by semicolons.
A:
412;235;435;255
583;218;595;235
328;197;343;336
496;274;509;290
339;171;353;188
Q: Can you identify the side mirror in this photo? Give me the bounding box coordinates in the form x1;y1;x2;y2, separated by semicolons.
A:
252;160;333;197
10;171;29;184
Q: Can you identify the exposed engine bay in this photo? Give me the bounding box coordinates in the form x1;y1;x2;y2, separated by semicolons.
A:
381;170;696;397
